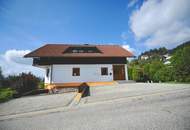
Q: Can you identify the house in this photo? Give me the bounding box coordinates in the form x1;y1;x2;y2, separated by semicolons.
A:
24;44;134;88
140;55;149;60
163;54;172;64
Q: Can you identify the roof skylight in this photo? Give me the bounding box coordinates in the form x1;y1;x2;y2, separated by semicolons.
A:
63;46;101;53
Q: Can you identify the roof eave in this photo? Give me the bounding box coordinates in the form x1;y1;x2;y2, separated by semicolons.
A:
24;55;134;58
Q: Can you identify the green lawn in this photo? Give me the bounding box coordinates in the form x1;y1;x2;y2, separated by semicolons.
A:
0;88;14;103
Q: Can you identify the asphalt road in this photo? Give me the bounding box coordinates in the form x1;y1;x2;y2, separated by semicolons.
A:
87;83;190;103
0;92;76;116
0;84;190;130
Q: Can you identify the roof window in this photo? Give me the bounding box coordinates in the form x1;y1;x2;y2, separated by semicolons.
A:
64;46;101;53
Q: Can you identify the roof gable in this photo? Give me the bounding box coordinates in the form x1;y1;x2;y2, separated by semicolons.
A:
24;44;134;58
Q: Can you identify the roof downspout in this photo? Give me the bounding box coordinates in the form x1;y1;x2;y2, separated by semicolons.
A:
125;58;128;81
50;65;53;84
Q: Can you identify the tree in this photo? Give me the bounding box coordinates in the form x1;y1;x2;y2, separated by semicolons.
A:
171;46;190;82
154;66;174;82
13;73;41;94
143;63;150;75
139;47;168;58
132;66;144;82
148;61;164;82
128;41;190;83
143;63;150;82
158;47;168;55
0;67;4;87
2;72;41;94
128;66;133;80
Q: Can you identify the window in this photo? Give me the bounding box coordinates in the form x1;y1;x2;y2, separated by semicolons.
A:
72;50;78;53
72;68;80;76
78;50;84;53
87;50;93;53
63;46;101;53
46;68;50;77
101;67;108;75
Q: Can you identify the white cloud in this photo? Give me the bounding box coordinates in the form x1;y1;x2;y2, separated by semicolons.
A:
128;0;138;8
0;50;44;77
130;0;190;48
4;50;31;64
122;44;135;53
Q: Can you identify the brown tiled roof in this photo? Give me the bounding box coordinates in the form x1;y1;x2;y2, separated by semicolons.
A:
24;44;134;58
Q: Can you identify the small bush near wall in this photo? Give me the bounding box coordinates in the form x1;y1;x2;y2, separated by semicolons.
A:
1;72;41;95
13;73;40;94
39;81;45;89
128;67;133;80
0;88;14;103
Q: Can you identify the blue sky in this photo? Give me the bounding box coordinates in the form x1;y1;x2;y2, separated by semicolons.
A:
0;0;190;76
0;0;143;53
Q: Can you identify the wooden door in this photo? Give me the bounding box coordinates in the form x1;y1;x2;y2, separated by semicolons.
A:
113;65;126;80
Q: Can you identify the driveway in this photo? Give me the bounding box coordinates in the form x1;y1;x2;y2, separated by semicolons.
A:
86;83;190;104
0;92;76;116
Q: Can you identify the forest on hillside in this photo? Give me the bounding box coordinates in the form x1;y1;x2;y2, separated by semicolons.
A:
128;41;190;83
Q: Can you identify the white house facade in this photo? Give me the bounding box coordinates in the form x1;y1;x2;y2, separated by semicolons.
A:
24;44;133;86
43;64;128;84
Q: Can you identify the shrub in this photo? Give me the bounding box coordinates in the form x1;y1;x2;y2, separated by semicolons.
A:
148;61;164;82
0;67;4;88
2;73;41;95
128;67;133;80
39;81;45;89
132;66;144;82
154;66;174;82
0;88;14;103
13;73;40;94
171;46;190;82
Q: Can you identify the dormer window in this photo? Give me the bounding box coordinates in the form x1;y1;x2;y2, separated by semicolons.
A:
87;50;93;53
72;50;78;53
79;50;84;53
63;46;101;53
